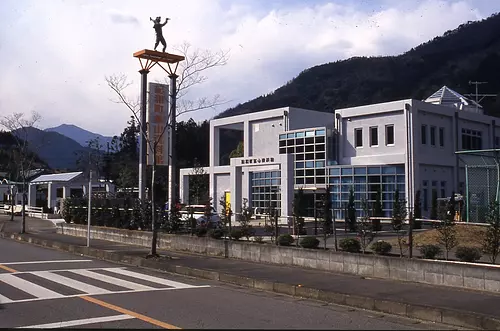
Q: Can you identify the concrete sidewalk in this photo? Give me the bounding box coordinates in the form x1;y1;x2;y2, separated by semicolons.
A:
1;223;500;329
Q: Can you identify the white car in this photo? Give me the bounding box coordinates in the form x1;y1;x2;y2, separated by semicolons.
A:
180;205;221;227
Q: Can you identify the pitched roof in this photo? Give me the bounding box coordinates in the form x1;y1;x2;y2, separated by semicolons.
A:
31;171;83;183
424;86;482;109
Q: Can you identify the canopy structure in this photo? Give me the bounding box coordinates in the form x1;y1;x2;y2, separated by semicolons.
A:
456;149;500;222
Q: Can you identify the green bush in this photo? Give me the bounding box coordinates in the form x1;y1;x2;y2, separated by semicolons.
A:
278;234;294;246
419;244;442;259
230;229;243;240
195;227;207;237
208;228;224;240
371;240;392;255
300;236;320;249
455;246;482;262
339;238;361;253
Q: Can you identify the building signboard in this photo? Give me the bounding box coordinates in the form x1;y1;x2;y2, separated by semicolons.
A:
147;83;170;166
240;157;275;165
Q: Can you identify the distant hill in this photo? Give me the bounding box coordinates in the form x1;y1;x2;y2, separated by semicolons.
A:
45;124;115;148
13;127;93;170
0;131;49;177
217;13;500;119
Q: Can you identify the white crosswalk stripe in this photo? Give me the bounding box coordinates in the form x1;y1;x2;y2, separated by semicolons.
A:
31;271;112;295
68;269;154;291
0;267;209;304
0;274;64;299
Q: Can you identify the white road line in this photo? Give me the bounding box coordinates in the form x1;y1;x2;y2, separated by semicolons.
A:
0;293;13;304
105;268;194;289
17;314;135;328
0;260;93;265
0;274;64;299
69;269;154;291
2;285;211;305
8;267;127;275
32;271;112;295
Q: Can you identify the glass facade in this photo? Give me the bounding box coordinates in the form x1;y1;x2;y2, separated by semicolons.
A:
328;165;406;219
251;171;281;215
279;128;328;185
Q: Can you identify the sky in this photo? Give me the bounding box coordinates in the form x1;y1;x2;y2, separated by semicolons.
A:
0;0;499;136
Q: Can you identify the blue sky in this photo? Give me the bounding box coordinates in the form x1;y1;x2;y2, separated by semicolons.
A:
0;0;499;136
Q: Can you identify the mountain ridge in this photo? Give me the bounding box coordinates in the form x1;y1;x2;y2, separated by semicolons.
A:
45;124;115;148
216;13;500;119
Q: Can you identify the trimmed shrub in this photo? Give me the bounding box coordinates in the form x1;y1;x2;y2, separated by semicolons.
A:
278;234;294;246
339;238;361;253
455;246;482;262
419;244;442;259
371;240;392;255
300;236;320;249
208;228;224;240
230;229;243;241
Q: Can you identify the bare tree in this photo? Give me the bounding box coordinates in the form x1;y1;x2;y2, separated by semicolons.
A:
0;112;42;233
105;43;229;256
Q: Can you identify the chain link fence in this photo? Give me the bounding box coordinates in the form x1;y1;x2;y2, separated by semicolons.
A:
458;150;500;223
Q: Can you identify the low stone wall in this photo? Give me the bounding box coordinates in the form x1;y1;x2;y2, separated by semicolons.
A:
58;223;500;293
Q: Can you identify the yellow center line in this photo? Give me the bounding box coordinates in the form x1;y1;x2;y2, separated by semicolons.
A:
0;264;17;273
80;296;181;329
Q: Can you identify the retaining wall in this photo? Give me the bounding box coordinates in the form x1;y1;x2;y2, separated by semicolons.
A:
57;223;500;293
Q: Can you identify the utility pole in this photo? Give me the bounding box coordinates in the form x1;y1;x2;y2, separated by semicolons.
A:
87;170;92;247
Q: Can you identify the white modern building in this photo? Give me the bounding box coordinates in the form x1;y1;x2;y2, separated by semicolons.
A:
179;86;500;220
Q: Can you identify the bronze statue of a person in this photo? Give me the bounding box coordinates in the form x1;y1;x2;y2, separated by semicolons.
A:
150;16;169;52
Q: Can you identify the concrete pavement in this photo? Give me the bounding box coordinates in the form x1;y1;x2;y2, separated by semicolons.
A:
0;238;448;329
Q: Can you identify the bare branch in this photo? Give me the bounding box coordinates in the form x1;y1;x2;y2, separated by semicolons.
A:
177;94;230;116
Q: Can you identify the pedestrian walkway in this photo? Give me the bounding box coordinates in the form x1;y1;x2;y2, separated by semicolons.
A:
0;263;208;304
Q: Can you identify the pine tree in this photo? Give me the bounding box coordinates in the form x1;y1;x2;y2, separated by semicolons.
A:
347;188;356;232
413;190;422;229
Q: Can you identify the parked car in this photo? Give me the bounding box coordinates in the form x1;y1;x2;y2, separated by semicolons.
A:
180;205;221;228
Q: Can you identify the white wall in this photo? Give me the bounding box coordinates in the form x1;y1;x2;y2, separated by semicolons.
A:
288;107;333;130
249;117;284;157
339;110;406;165
213;174;230;211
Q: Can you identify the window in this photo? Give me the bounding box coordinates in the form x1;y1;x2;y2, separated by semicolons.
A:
430;126;436;146
385;125;395;145
421;125;427;145
496;136;500;148
370;127;378;146
461;128;482;150
423;181;428;211
354;128;363;147
440;181;446;198
439;127;445;147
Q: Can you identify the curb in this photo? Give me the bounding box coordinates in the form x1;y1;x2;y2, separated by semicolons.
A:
3;232;500;330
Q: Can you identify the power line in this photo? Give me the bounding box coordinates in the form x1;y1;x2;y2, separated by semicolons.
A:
465;81;497;113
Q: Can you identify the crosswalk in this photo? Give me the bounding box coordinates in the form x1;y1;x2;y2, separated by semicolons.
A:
0;267;209;304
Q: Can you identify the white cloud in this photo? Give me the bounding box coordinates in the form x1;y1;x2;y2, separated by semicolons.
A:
0;0;498;136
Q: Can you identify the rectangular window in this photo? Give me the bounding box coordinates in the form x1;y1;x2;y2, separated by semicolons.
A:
496;136;500;148
421;125;427;145
354;128;363;148
370;126;378;146
439;127;445;147
430;126;436;146
423;180;428;211
385;125;394;145
441;181;446;198
461;128;482;150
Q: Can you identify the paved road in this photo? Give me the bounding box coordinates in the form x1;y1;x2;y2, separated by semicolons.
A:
0;238;455;329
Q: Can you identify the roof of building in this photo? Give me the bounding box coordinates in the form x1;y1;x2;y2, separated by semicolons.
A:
424;86;482;110
31;171;83;183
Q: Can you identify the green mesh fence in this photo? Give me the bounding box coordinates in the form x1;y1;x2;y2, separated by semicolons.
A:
458;150;500;223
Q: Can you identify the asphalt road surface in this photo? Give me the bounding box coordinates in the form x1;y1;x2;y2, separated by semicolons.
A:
0;238;454;330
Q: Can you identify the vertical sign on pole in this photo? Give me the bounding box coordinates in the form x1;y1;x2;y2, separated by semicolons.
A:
147;83;170;167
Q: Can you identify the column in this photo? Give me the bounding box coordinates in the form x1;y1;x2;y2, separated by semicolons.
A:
280;154;294;224
210;124;220;167
28;184;37;207
230;165;242;222
243;120;251;157
179;171;190;204
47;183;57;209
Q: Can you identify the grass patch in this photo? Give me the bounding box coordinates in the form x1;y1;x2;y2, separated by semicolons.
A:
386;224;487;249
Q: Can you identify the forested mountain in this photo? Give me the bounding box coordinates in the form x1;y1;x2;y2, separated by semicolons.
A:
217;13;500;119
45;124;114;147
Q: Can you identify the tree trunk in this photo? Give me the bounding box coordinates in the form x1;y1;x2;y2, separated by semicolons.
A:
150;152;158;257
10;184;14;222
